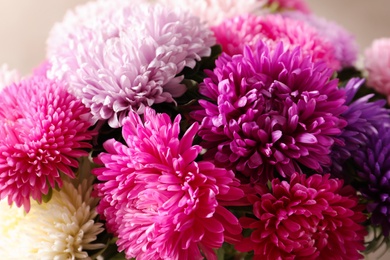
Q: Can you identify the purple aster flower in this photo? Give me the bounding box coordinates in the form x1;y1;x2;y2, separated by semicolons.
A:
355;125;390;236
282;11;359;68
330;78;390;177
191;40;347;183
48;2;215;128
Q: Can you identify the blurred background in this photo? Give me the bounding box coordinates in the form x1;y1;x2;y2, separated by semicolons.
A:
0;0;389;74
0;0;388;259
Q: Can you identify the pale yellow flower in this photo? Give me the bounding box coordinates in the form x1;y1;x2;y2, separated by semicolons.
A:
0;175;104;260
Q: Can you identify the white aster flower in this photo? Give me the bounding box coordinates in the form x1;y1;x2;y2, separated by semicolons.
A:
158;0;267;26
0;175;104;260
0;64;20;90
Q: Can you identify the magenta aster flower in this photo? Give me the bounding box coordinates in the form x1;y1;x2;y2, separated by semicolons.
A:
192;41;346;183
212;14;341;70
364;38;390;103
0;76;94;212
48;2;215;128
282;11;359;68
236;173;367;259
93;107;243;260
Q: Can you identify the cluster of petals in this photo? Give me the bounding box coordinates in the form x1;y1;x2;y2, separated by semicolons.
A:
330;78;390;177
0;175;104;259
364;38;390;103
282;11;359;68
47;1;215;127
211;13;341;70
0;75;94;212
236;173;367;259
354;125;390;236
192;40;346;183
158;0;267;26
93;107;244;260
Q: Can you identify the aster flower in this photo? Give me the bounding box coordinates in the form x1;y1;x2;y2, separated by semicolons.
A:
0;174;104;259
158;0;267;26
330;78;390;177
364;38;390;103
267;0;311;13
93;107;243;260
0;64;20;90
282;11;359;68
48;2;215;127
0;75;94;212
236;173;367;259
0;198;26;258
191;41;346;183
211;13;341;70
355;125;390;236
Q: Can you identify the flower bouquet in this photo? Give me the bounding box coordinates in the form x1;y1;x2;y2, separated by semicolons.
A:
1;0;390;259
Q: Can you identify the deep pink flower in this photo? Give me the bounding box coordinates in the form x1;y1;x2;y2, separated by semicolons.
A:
0;76;94;212
364;38;390;103
212;14;341;70
192;41;346;183
236;173;367;259
93;107;243;260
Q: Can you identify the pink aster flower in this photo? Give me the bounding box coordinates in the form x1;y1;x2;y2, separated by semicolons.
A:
212;14;341;70
236;173;367;259
158;0;267;26
191;41;346;183
0;75;94;212
282;11;359;68
93;107;243;260
48;2;215;128
364;38;390;103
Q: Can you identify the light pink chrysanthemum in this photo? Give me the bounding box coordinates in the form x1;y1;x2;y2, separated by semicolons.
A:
236;173;367;259
212;14;341;70
93;107;243;260
48;2;215;128
0;76;94;212
0;64;20;90
158;0;267;26
267;0;311;13
364;38;390;103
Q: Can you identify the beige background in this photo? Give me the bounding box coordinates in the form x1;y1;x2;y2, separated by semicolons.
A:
0;0;388;259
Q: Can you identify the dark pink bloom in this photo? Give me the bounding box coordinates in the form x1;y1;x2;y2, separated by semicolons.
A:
192;41;346;183
93;107;243;260
0;76;94;212
236;173;367;259
212;14;341;70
